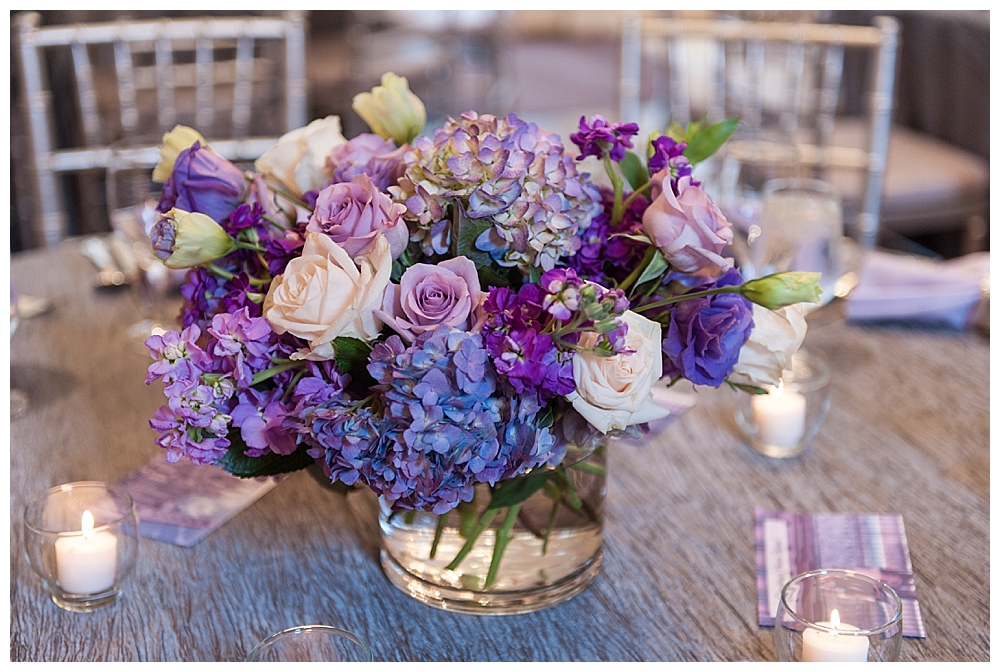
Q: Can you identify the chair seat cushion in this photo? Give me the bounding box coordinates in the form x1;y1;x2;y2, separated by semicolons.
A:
827;118;989;236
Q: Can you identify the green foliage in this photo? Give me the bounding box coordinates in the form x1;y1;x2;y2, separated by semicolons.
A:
218;436;314;478
620;150;651;191
634;249;669;289
332;336;374;388
683;118;739;164
726;380;769;395
488;470;551;510
453;206;494;268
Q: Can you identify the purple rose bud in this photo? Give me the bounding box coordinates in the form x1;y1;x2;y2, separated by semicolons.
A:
326;133;407;192
157;142;248;223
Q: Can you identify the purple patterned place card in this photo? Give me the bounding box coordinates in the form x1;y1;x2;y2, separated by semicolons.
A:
118;453;284;547
755;508;926;638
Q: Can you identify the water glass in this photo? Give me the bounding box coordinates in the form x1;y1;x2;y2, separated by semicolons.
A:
775;569;903;661
23;482;140;612
105;137;176;342
710;127;800;268
753;178;845;307
247;625;373;662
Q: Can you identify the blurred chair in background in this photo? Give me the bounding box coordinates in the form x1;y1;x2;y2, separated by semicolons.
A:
620;12;988;257
13;11;308;249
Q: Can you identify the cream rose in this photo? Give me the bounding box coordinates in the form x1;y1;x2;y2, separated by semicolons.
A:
262;231;391;360
254;116;346;198
566;310;670;434
731;303;808;387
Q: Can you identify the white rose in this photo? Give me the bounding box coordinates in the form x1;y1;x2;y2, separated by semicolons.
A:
254;116;346;198
731;303;808;387
262;231;391;360
566;310;671;434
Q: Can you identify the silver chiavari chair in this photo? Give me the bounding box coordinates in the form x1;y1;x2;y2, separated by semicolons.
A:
14;11;308;248
620;14;899;250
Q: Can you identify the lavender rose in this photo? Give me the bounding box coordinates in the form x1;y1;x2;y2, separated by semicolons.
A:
375;256;484;343
642;174;734;278
661;268;754;387
326;133;407;192
158;142;247;224
305;174;408;259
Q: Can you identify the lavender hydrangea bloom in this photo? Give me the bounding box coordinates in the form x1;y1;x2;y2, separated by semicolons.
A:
661;268;754;386
570;115;640;162
392;111;602;273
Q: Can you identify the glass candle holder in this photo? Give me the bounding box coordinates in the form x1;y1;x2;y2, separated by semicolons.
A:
23;482;140;612
735;349;831;458
775;569;903;662
247;625;373;662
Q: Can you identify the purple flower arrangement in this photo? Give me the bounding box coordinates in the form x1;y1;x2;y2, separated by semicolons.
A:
144;75;821;572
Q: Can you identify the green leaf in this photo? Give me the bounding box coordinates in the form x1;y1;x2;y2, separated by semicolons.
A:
218;436;314;478
666;121;688;142
683;117;739;164
488;470;552;510
476;264;511;290
634;249;669;288
610;232;653;245
332;336;372;384
619;150;650;191
726;380;769;395
454;205;495;269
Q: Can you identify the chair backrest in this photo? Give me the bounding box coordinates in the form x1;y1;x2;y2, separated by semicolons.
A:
14;11;308;248
620;14;899;249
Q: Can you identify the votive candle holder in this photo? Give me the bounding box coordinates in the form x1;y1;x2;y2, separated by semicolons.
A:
247;625;373;662
23;481;140;612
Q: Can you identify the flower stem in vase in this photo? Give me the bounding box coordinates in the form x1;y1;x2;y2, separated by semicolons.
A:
485;504;522;589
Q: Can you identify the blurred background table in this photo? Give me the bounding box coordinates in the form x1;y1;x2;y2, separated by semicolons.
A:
9;241;989;662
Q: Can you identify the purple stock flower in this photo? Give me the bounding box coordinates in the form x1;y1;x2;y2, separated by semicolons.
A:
570;115;640;162
661;268;754;386
158;142;248;223
230;387;297;457
206;308;276;387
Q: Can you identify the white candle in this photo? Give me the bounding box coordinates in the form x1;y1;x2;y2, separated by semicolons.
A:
802;609;870;662
752;380;807;448
54;510;118;595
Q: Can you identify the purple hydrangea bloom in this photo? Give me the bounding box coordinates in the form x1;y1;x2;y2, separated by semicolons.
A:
570;115;640;162
395;111;602;273
158;142;247;223
661;267;754;386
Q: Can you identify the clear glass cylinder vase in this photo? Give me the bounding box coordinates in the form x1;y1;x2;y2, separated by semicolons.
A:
378;445;606;615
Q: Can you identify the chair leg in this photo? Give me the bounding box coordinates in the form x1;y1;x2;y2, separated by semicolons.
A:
962;214;987;255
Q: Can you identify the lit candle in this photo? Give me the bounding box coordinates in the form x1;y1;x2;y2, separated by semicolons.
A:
752;380;807;448
802;609;870;662
54;510;118;595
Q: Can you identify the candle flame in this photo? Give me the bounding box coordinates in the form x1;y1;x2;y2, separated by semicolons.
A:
830;608;841;629
81;510;95;538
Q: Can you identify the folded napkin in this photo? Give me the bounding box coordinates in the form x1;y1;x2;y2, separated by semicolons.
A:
844;249;989;328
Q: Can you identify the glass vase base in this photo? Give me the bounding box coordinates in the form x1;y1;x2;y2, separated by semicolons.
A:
50;588;122;612
379;548;602;615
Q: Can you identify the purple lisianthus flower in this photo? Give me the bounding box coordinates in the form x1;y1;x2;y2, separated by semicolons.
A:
661;267;754;386
157;142;247;223
570;115;640;162
326;133;407;192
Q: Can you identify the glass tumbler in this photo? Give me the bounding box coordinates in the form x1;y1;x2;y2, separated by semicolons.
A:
105;137;176;343
775;569;903;662
753;177;845;307
247;625;373;662
23;482;140;612
734;349;831;458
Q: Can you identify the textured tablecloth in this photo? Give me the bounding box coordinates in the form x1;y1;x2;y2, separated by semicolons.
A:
9;240;990;662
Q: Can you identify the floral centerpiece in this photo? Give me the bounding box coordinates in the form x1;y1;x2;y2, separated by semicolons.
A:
144;73;820;613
